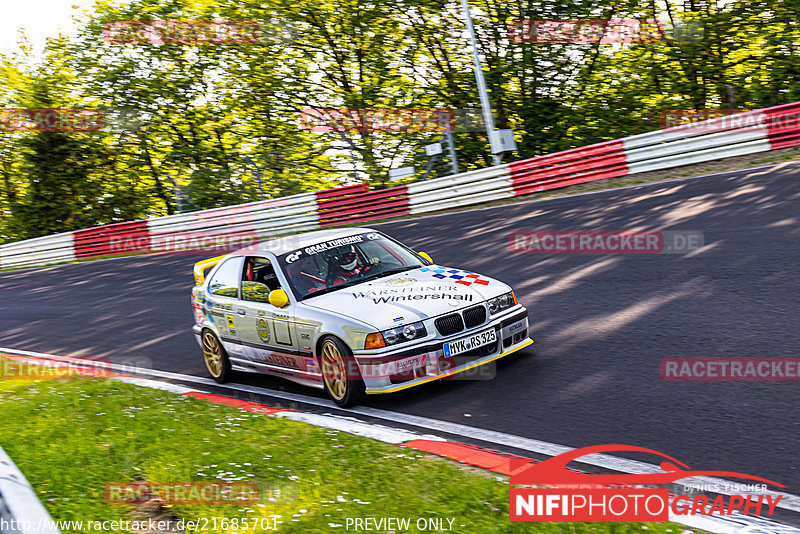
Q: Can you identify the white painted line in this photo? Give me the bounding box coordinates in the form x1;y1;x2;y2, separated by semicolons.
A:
3;346;800;516
274;411;445;445
113;376;198;395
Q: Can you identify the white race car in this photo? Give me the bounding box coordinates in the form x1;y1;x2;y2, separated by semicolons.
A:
192;227;532;407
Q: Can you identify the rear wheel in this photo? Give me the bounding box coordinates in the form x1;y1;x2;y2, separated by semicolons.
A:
202;330;232;383
320;336;365;407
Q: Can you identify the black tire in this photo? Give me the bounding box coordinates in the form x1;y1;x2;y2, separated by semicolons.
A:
201;330;232;383
319;336;366;407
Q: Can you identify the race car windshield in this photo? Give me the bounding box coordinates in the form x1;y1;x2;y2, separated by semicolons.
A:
278;232;426;300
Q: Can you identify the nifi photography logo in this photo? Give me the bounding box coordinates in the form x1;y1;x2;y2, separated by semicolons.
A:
509;444;785;522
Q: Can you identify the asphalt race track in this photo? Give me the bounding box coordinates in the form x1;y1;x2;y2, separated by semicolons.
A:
2;162;799;492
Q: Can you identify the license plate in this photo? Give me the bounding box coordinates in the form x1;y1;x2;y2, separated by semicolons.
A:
443;327;497;357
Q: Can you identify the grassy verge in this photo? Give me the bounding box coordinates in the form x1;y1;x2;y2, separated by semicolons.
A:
0;369;697;533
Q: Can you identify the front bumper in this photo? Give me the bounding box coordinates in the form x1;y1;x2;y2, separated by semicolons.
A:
357;308;532;394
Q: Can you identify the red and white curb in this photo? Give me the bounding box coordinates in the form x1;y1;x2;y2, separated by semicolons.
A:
3;350;800;534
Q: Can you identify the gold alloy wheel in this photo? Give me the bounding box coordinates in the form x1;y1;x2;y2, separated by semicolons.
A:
321;340;347;401
202;332;223;377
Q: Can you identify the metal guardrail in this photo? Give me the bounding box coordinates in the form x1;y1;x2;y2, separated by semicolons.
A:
2;100;800;270
0;446;60;534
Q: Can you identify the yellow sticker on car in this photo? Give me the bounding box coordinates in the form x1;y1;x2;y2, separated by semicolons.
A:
257;319;271;342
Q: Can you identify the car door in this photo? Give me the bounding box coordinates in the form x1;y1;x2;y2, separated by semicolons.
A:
236;255;305;372
204;256;245;358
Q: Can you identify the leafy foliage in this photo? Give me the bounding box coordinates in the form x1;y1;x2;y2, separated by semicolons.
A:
0;0;798;242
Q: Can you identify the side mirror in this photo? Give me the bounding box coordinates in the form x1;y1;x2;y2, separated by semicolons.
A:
418;251;433;263
268;288;290;308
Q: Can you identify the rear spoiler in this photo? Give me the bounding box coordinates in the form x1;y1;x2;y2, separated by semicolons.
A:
193;255;227;286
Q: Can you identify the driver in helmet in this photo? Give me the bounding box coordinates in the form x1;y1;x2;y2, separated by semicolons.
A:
329;246;379;285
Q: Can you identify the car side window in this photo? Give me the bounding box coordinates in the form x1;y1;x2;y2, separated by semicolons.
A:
242;257;279;303
207;258;241;298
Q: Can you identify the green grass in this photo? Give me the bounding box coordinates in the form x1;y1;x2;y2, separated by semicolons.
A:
0;372;698;533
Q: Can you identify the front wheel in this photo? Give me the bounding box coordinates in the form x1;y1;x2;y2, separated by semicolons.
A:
320;336;366;407
202;330;232;383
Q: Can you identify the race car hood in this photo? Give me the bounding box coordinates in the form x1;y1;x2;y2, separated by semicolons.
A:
300;265;512;330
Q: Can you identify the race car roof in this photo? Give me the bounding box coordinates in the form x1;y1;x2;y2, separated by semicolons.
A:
232;227;378;257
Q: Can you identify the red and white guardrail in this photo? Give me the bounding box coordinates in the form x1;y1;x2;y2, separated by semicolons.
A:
2;100;799;270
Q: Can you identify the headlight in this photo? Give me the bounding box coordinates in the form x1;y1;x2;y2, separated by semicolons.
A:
488;291;518;314
368;321;427;349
